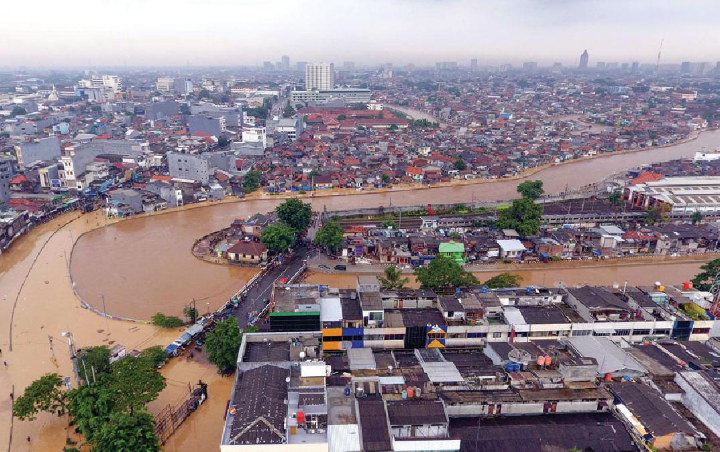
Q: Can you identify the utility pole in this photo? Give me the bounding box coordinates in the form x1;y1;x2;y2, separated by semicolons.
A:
48;335;58;367
61;331;81;387
100;293;110;332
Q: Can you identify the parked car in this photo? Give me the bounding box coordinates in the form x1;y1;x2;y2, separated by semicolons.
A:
334;264;347;271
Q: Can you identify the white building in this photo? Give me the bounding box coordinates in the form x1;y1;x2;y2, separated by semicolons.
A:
241;127;267;148
496;239;526;259
625;176;720;214
156;77;174;92
276;117;305;140
290;89;371;105
693;151;720;162
305;63;334;91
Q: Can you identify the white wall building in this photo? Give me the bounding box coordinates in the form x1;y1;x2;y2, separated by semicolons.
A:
305;63;335;91
156;77;174;92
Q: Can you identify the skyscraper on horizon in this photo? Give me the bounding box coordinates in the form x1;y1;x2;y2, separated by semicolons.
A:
470;58;478;72
579;49;589;69
305;62;335;90
281;55;290;70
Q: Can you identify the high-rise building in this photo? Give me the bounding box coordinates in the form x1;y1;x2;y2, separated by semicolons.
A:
436;61;458;71
305;63;335;91
174;78;193;95
156;77;174;92
579;50;589;69
343;61;355;71
680;61;692;73
0;156;13;203
470;58;478;72
281;55;290;70
522;62;538;71
631;62;639;72
296;61;307;72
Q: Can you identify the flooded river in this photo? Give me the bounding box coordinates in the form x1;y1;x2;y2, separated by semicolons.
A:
69;128;720;320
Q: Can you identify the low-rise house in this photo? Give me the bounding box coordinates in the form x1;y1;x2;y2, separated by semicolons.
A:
496;239;526;259
226;240;268;265
609;382;699;451
438;241;464;264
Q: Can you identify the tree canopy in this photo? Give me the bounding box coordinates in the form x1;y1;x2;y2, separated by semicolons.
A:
139;346;168;369
12;373;68;421
645;205;668;225
484;272;523;289
18;345;167;449
454;158;467;171
277;198;313;233
184;306;198;323
151;312;184;328
206;317;243;372
691;211;703;225
691;258;720;291
261;223;296;253
379;266;409;290
314;220;344;251
10;106;27;117
516;180;544;200
242;170;261;193
283;103;296;117
496;198;543;237
92;412;159;452
78;346;111;377
414;254;479;291
104;355;166;415
69;385;117;440
381;219;397;229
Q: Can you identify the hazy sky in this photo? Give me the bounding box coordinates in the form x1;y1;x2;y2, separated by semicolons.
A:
2;0;718;67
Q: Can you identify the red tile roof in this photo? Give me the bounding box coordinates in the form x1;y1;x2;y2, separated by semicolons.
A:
630;172;664;185
10;174;28;184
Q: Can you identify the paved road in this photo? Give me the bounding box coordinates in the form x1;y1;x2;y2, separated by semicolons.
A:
232;244;312;328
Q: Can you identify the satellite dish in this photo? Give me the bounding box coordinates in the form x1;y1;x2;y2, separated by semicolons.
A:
508;349;531;365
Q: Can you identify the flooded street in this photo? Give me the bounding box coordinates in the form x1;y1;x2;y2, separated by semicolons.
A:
303;259;706;289
1;128;720;451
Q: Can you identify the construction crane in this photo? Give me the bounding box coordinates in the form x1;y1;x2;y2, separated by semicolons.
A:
656;38;664;72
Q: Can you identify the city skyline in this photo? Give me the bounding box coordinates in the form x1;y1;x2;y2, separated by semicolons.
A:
2;0;720;67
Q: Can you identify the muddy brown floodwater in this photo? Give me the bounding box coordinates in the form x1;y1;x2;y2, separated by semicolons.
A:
3;128;720;452
302;259;706;289
69;128;720;320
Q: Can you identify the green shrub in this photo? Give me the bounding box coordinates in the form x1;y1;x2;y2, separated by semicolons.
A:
151;313;184;328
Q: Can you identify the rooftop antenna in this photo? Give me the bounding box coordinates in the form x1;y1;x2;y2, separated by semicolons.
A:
656;38;664;72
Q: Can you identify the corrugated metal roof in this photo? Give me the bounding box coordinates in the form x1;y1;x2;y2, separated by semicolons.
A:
420;361;464;383
348;348;377;370
327;424;361;452
566;336;646;375
320;297;343;322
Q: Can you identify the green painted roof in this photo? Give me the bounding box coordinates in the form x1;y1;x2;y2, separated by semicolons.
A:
269;311;320;317
439;241;465;253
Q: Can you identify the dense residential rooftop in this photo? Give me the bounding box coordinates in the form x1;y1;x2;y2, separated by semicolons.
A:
219;276;720;451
